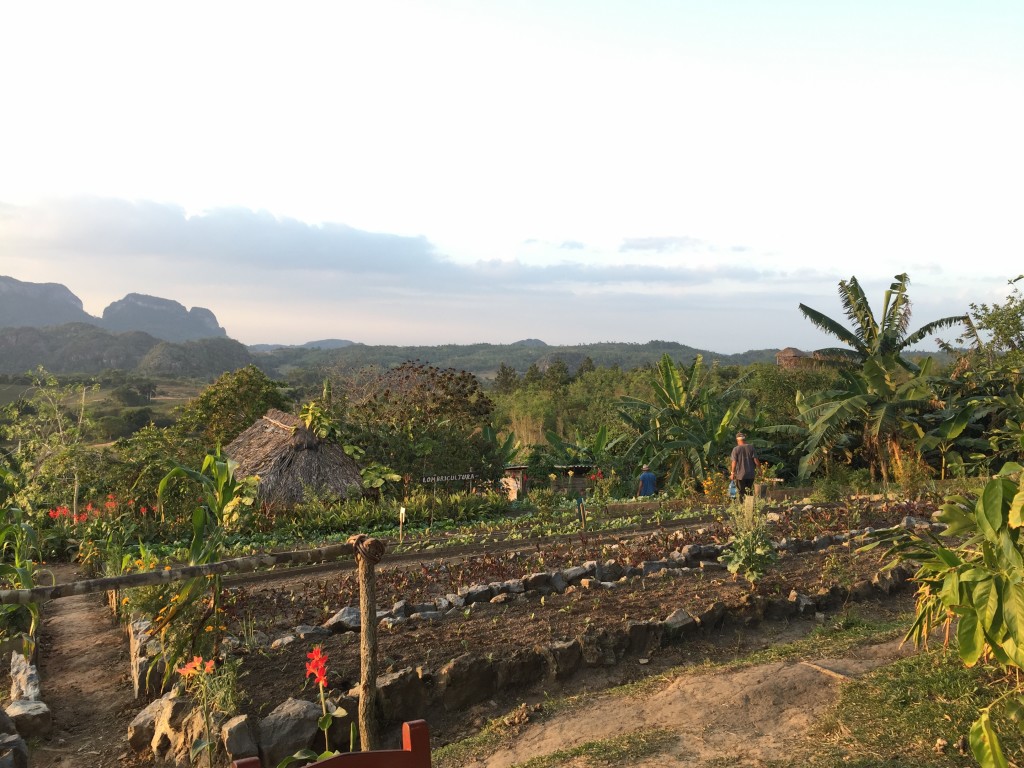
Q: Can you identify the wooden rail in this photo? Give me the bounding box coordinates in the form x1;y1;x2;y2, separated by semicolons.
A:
0;541;357;605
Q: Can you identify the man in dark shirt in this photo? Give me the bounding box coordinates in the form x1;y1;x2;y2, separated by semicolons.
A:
730;432;760;502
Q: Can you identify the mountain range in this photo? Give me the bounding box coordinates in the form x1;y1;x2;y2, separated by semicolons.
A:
0;275;227;343
0;275;782;379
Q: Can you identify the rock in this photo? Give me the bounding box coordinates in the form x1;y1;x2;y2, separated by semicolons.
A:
128;700;163;753
582;561;600;578
489;581;509;596
258;698;320;768
627;621;663;655
392;600;411;617
562;566;588;585
871;570;897;594
294;625;331;640
788;591;816;617
221;714;258;762
0;732;28;768
661;609;697;641
578;631;619;667
579;578;602;590
323;606;361;632
5;700;50;738
150;694;193;763
490;593;517;605
408;610;444;623
764;597;797;621
460;584;494;605
678;544;701;564
537;640;581;680
641;560;666;577
445;593;466;609
850;579;873;601
435;597;452;613
377;667;427;723
496;649;546;689
410;602;436;615
437;654;495;711
602;560;624;581
270;635;296;650
523;572;554;593
0;709;15;736
325;696;358;750
9;654;39;702
549;571;569;593
812;535;833;550
698;602;727;631
765;512;782;523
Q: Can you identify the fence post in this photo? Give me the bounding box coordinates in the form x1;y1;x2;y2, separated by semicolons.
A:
348;533;385;751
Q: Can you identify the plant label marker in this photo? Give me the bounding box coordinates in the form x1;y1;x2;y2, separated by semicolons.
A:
399;507;406;543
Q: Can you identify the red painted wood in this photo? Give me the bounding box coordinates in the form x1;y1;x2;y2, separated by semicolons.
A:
231;720;430;768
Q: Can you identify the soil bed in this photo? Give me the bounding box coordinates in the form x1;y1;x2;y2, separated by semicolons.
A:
233;541;897;745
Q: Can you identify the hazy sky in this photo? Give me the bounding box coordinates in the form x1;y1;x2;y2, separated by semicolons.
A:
1;1;1021;352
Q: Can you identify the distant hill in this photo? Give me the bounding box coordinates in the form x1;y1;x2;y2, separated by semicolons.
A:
0;276;227;342
248;338;356;353
254;339;781;379
0;323;252;378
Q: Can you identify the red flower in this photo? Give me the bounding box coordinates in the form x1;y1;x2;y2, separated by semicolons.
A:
305;646;328;687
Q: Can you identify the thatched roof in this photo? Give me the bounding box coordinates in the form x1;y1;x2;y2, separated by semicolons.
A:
224;409;363;508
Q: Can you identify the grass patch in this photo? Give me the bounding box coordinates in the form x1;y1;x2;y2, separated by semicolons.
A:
607;608;910;701
435;607;912;767
811;648;1024;767
508;727;676;768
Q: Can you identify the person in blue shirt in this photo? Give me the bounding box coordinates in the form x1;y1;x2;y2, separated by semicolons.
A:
636;464;657;497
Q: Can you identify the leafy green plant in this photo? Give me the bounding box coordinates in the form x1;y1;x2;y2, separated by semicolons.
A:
177;655;240;765
0;506;50;655
718;504;777;586
875;463;1024;768
152;449;257;687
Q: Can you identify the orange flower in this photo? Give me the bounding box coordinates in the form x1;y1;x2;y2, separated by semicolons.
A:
305;646;328;687
177;656;204;677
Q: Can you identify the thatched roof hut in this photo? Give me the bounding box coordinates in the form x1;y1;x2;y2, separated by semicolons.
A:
224;409;363;508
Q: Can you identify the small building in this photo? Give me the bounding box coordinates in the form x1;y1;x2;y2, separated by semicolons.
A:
224;409;363;509
776;347;809;369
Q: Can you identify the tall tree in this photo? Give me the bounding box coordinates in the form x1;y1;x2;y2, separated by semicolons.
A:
799;273;965;372
176;365;290;445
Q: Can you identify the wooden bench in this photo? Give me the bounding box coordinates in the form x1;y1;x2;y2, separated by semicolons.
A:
231;720;431;768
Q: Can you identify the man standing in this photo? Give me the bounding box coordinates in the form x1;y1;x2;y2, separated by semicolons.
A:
730;432;760;502
637;464;657;497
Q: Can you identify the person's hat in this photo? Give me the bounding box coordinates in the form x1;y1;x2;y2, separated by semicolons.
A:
735;432;746;439
642;464;650;470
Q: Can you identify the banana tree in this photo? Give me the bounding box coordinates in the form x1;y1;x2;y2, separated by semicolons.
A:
797;357;938;482
799;273;966;373
542;424;622;468
619;354;750;485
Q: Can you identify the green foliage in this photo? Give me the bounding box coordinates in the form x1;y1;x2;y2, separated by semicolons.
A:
151;450;256;687
0;506;50;654
619;354;749;485
176;365;290;445
877;464;1024;768
0;366;97;512
718;503;777;585
799;272;965;373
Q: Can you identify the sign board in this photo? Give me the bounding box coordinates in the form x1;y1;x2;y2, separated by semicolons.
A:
421;473;476;483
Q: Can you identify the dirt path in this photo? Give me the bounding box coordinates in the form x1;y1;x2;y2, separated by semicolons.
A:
474;637;913;768
32;564;141;768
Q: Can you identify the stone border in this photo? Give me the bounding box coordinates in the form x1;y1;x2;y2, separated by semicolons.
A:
125;511;932;766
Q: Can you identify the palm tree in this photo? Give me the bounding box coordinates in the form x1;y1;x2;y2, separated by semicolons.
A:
799;273;965;372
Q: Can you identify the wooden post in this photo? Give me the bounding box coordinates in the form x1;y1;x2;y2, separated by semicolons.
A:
348;533;385;751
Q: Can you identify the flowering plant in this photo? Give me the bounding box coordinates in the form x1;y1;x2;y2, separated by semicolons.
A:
278;645;348;766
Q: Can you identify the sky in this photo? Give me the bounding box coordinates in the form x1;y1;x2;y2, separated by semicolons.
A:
1;1;1022;352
